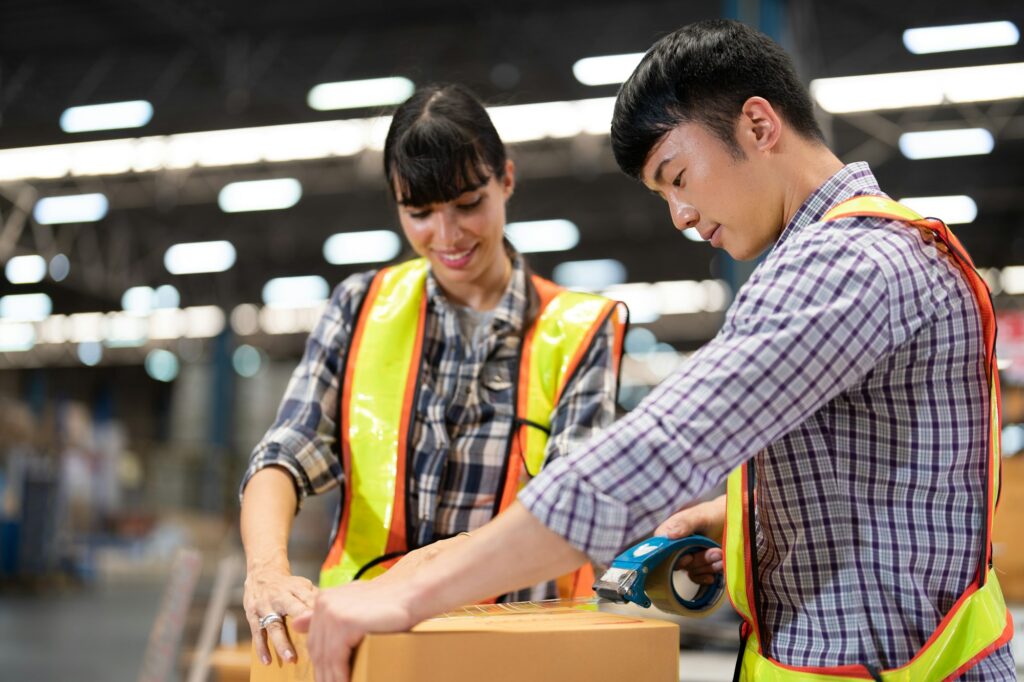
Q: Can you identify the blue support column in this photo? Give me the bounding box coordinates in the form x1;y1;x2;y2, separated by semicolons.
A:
203;330;235;514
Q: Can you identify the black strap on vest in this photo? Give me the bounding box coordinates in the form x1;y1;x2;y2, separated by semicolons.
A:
352;551;407;581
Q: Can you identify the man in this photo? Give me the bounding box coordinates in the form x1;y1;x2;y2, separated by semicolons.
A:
292;19;1016;681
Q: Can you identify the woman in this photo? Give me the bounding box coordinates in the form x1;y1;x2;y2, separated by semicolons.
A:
240;84;625;666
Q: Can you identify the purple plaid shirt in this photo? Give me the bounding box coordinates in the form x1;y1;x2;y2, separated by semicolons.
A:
519;163;1015;677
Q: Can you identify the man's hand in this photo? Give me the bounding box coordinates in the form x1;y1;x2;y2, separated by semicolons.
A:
292;578;417;682
291;503;585;682
653;494;726;585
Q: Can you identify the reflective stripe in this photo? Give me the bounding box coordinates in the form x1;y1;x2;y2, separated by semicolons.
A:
725;197;1011;679
736;572;1011;682
321;259;624;588
522;290;620;475
321;259;428;587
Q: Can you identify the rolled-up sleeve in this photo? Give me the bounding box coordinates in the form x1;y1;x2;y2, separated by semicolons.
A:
239;271;374;508
519;233;903;564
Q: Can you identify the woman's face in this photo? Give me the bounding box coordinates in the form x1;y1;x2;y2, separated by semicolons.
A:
395;159;515;292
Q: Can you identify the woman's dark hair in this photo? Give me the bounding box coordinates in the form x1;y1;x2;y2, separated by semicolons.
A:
384;83;508;206
611;19;825;179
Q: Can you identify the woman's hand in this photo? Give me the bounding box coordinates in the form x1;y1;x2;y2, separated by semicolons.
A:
653;494;726;585
243;564;318;665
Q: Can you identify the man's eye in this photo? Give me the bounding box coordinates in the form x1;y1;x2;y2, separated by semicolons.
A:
409;209;430;219
672;170;685;188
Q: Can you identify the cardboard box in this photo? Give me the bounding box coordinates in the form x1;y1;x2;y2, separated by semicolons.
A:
994;454;1024;603
251;605;680;682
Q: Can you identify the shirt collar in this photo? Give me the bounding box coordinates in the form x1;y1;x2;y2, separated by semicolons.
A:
772;161;884;252
424;251;527;333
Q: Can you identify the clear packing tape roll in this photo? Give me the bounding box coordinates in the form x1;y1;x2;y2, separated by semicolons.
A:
639;537;725;617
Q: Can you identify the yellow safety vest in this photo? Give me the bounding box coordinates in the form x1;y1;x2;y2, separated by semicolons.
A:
724;196;1012;681
320;258;626;590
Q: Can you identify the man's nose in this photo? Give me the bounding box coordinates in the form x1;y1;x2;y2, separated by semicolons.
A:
669;199;700;231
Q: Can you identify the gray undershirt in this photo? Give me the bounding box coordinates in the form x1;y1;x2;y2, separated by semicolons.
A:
454;304;496;349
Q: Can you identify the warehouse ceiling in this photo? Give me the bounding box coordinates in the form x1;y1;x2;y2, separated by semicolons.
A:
0;0;1023;344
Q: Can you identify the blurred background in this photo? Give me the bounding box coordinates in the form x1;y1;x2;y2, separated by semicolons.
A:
1;0;1023;680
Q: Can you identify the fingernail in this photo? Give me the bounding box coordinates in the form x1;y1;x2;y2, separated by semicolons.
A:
262;655;271;665
284;650;294;662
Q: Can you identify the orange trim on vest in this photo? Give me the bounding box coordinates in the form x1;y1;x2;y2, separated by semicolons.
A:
499;275;567;512
323;270;386;571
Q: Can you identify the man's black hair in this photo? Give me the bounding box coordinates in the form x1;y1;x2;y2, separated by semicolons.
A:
611;19;825;179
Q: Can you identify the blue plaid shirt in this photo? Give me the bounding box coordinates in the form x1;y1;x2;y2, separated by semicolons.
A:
242;254;618;599
520;163;1015;677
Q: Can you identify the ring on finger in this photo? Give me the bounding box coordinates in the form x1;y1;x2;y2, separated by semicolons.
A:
259;612;285;629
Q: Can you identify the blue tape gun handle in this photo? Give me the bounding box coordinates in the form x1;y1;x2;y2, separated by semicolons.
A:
593;535;724;617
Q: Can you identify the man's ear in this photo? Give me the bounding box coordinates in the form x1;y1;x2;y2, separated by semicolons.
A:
739;96;782;154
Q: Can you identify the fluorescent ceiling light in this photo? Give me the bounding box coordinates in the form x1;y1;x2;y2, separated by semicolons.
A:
149;309;183;340
218;178;302;213
899;128;994;159
1001;266;1024;295
154;285;180;309
183;306;226;338
488;98;615;142
572;53;644;86
105;314;147;348
164;240;237;275
233;344;263;378
323;230;402;265
122;285;178;315
49;254;70;282
259;304;326;335
5;255;47;284
77;341;103;366
898;195;978;224
60;100;153;133
553;259;626;291
262;275;330;308
505;219;580;253
624;327;658;355
0;322;36;352
0;293;52;322
0;96;617;182
33;193;108;224
603;283;660;323
810;62;1024;113
69;312;105;343
307;77;415;111
122;286;156;314
903;21;1019;54
145;349;180;382
230;304;261;336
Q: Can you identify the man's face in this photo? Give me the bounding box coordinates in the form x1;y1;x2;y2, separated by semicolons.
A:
641;121;783;261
